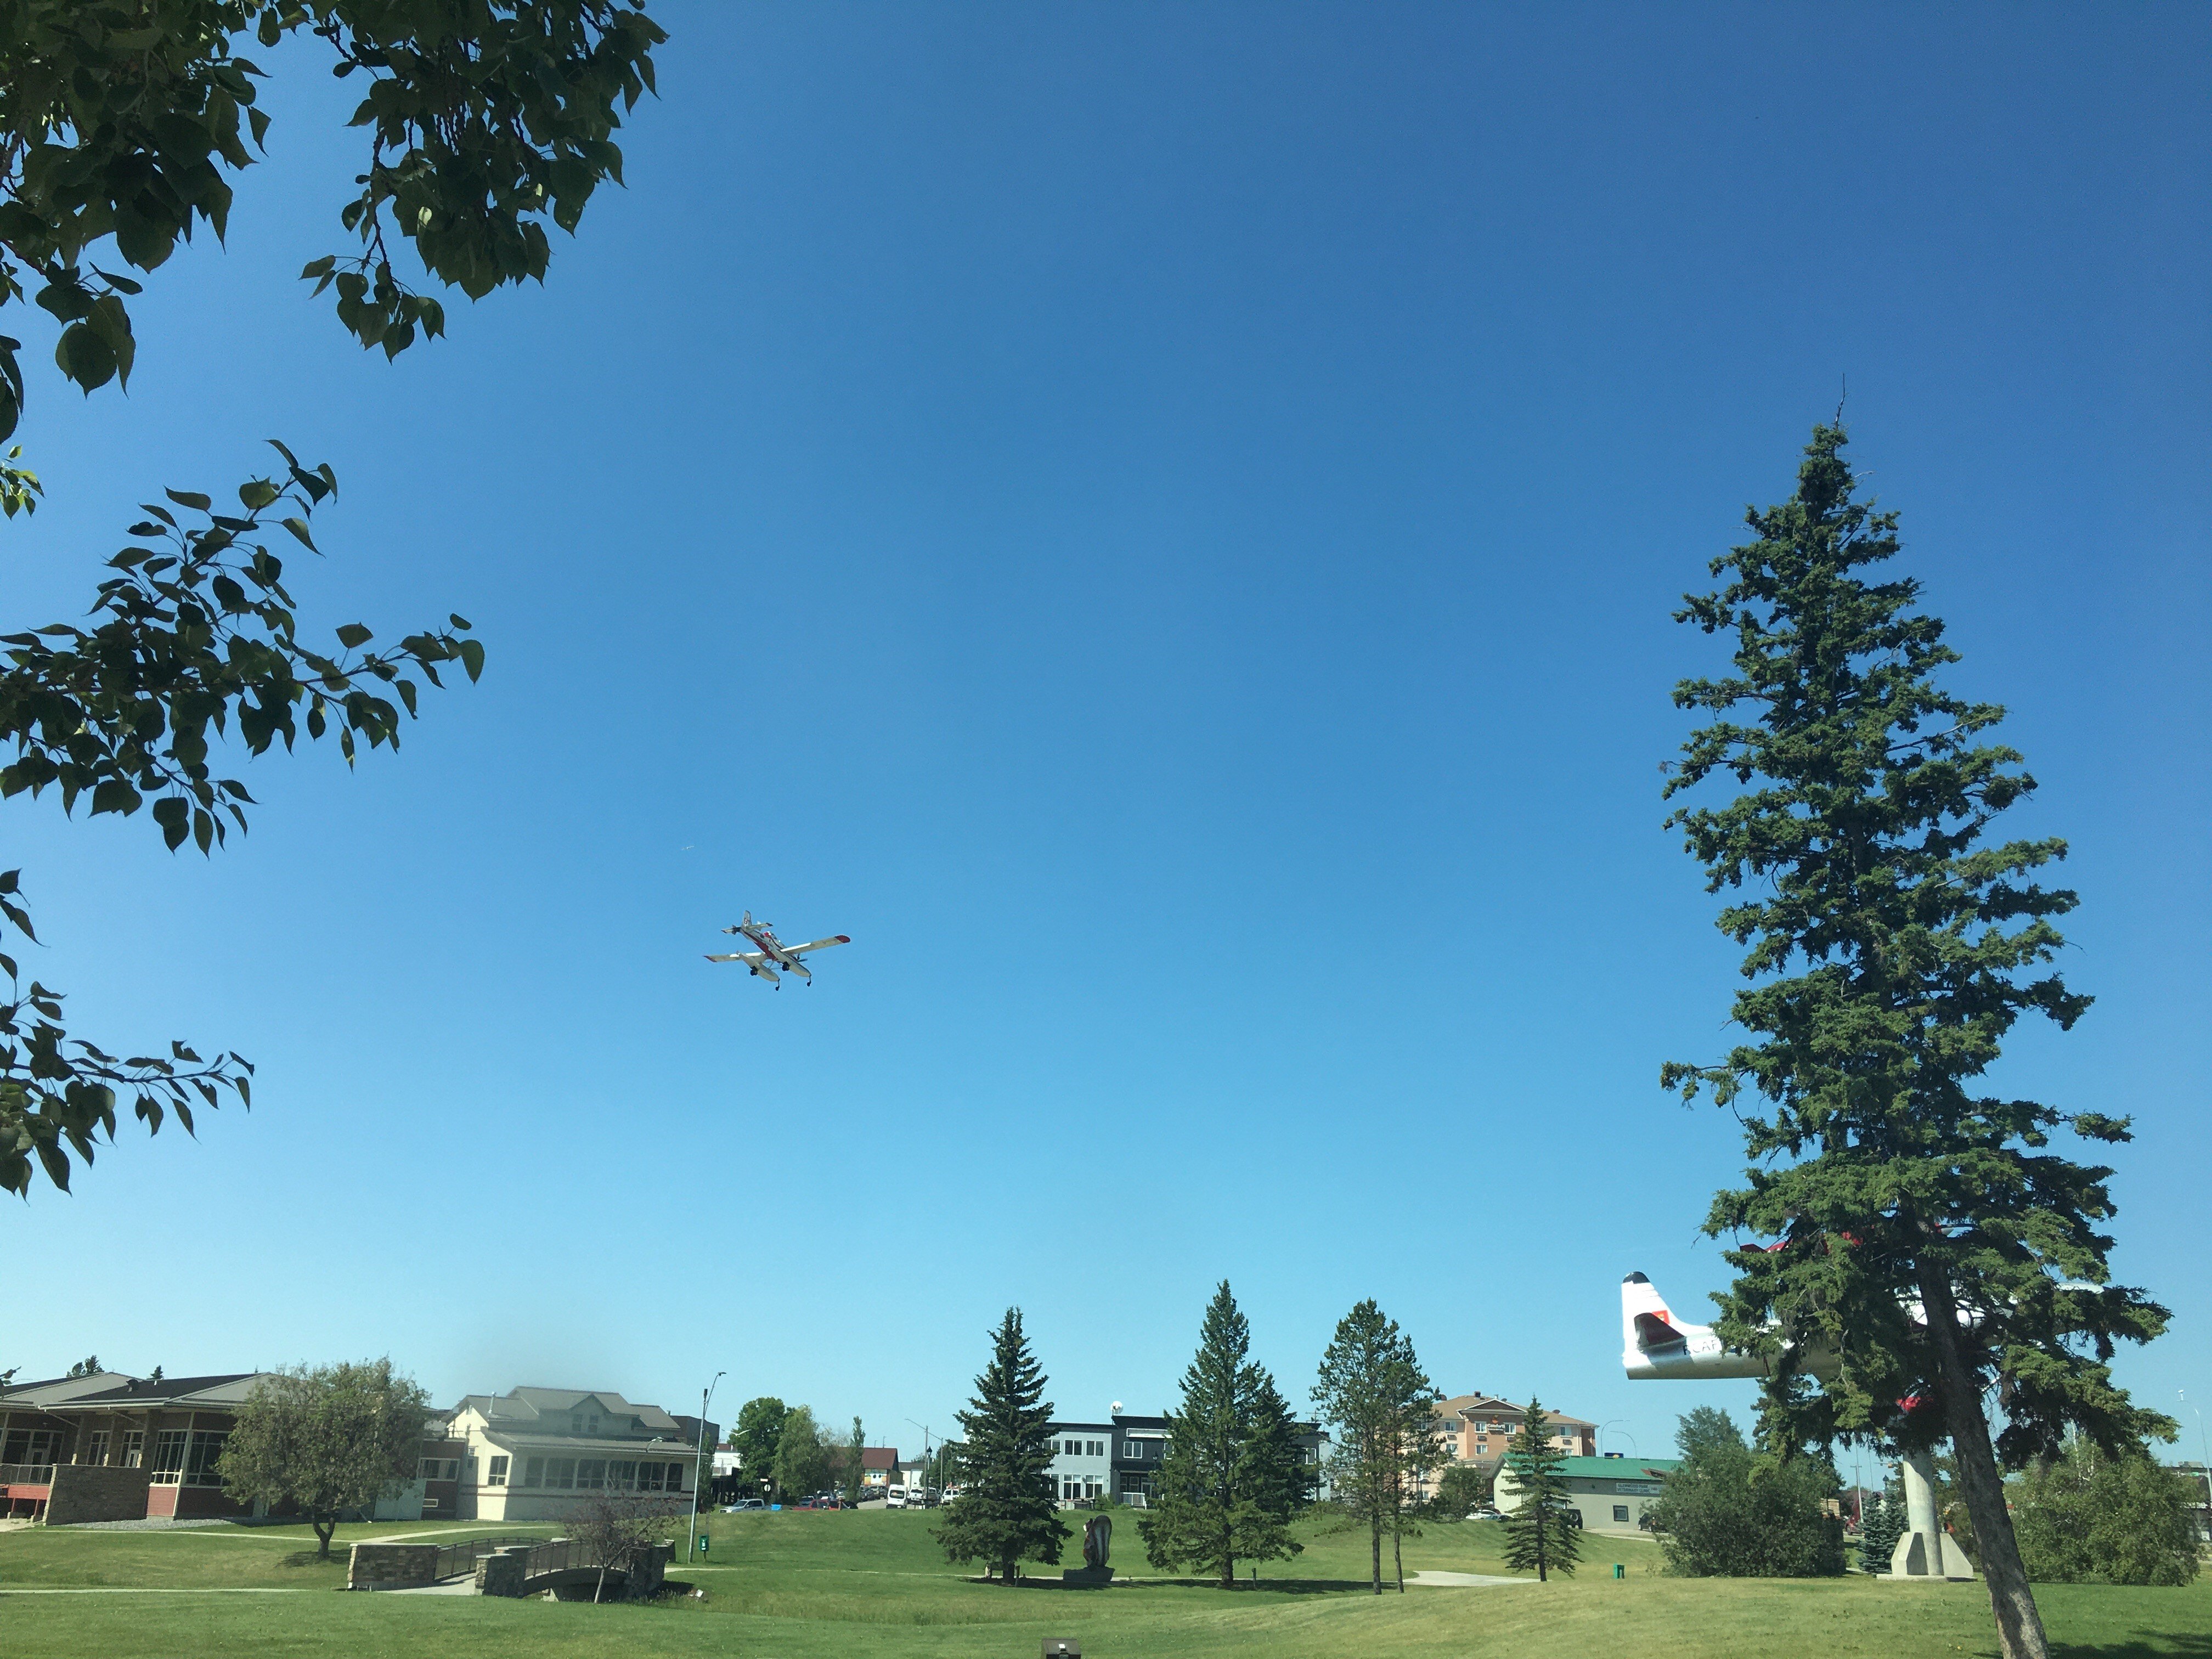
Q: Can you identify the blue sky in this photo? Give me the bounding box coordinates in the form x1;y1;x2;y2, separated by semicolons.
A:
5;3;2207;1471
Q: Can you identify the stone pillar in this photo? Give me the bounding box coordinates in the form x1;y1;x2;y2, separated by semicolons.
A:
476;1546;530;1597
1889;1451;1976;1579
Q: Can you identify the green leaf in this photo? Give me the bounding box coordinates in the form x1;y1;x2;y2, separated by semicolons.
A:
165;488;213;511
458;638;486;682
335;623;373;650
55;323;117;392
90;780;142;817
280;516;317;551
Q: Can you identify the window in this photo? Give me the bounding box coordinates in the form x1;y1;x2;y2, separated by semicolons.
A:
1062;1477;1080;1500
1084;1479;1102;1500
85;1431;110;1466
577;1460;607;1491
418;1459;459;1482
487;1457;509;1488
667;1462;686;1491
547;1458;577;1489
150;1430;189;1483
121;1430;144;1469
1613;1505;1630;1524
523;1457;544;1487
1122;1441;1139;1459
611;1460;636;1490
182;1432;228;1488
1088;1440;1103;1457
641;1463;664;1492
571;1414;585;1435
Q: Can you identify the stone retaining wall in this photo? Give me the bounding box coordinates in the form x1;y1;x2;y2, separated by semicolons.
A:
44;1465;152;1526
347;1542;441;1589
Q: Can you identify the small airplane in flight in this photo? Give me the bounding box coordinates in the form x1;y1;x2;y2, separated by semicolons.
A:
706;912;852;988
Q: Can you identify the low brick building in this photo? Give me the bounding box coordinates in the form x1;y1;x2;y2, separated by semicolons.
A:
0;1370;460;1525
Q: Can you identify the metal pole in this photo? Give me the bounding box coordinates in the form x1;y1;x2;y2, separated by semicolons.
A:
906;1420;931;1505
690;1371;724;1564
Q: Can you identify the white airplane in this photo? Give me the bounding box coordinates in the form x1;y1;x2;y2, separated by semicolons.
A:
705;912;852;988
1620;1271;1839;1382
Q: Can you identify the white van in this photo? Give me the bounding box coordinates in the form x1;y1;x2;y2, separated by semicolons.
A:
886;1486;909;1509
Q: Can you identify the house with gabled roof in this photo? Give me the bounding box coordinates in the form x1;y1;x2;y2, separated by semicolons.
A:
443;1386;712;1521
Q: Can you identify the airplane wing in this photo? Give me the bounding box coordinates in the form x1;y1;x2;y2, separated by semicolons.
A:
704;951;771;966
784;934;851;957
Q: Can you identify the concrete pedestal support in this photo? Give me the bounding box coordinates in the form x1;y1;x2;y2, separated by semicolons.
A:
1890;1450;1976;1579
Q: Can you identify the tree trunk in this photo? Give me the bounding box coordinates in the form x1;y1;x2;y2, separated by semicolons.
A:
1920;1268;2051;1659
1392;1519;1404;1592
1370;1506;1383;1594
313;1517;335;1561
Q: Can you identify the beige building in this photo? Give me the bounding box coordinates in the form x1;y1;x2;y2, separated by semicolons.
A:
1420;1394;1596;1496
1495;1453;1680;1534
444;1386;704;1522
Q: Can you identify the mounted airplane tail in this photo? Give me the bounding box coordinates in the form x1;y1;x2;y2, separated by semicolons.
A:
1621;1272;1837;1381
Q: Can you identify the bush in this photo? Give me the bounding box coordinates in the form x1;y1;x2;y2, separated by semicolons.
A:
2010;1442;2201;1587
1641;1407;1845;1578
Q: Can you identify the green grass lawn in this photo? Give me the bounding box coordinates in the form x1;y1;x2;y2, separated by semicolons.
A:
1;1508;2204;1658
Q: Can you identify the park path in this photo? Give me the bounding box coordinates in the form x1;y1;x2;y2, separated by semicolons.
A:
1405;1571;1537;1587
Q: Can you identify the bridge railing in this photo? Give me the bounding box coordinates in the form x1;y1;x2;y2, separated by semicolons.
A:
431;1534;545;1581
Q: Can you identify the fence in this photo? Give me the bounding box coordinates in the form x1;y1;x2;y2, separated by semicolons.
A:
431;1534;544;1581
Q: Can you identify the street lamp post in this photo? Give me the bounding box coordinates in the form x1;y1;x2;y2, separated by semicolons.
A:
689;1370;725;1564
1599;1420;1638;1458
906;1419;932;1505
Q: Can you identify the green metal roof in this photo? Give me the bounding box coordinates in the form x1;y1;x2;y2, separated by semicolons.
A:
1556;1456;1679;1480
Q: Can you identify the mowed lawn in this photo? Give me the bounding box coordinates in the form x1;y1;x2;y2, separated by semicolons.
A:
1;1510;2205;1658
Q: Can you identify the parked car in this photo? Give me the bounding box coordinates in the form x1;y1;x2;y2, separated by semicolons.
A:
1469;1506;1503;1522
885;1486;910;1509
722;1498;767;1512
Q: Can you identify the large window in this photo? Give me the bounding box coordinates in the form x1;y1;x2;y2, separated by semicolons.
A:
419;1459;459;1482
184;1432;228;1487
150;1430;189;1483
121;1430;144;1469
611;1460;636;1490
546;1458;577;1489
666;1462;686;1491
487;1456;509;1488
85;1431;110;1466
577;1460;607;1491
522;1457;544;1487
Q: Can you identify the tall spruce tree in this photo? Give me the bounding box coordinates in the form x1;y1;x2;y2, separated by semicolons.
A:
1313;1299;1432;1594
1499;1398;1578;1581
1139;1282;1302;1587
1663;425;2172;1659
1859;1474;1907;1573
933;1308;1068;1583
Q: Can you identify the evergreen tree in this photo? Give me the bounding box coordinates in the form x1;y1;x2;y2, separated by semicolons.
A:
933;1308;1068;1583
1138;1282;1302;1587
1499;1398;1579;1581
1859;1476;1907;1573
1663;425;2172;1659
1313;1299;1432;1593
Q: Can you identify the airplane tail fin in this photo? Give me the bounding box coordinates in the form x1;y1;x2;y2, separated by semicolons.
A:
1622;1271;1689;1355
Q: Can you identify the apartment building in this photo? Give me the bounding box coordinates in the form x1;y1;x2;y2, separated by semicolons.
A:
1424;1393;1598;1496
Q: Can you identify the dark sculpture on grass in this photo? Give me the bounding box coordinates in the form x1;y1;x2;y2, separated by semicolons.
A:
1085;1514;1110;1572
